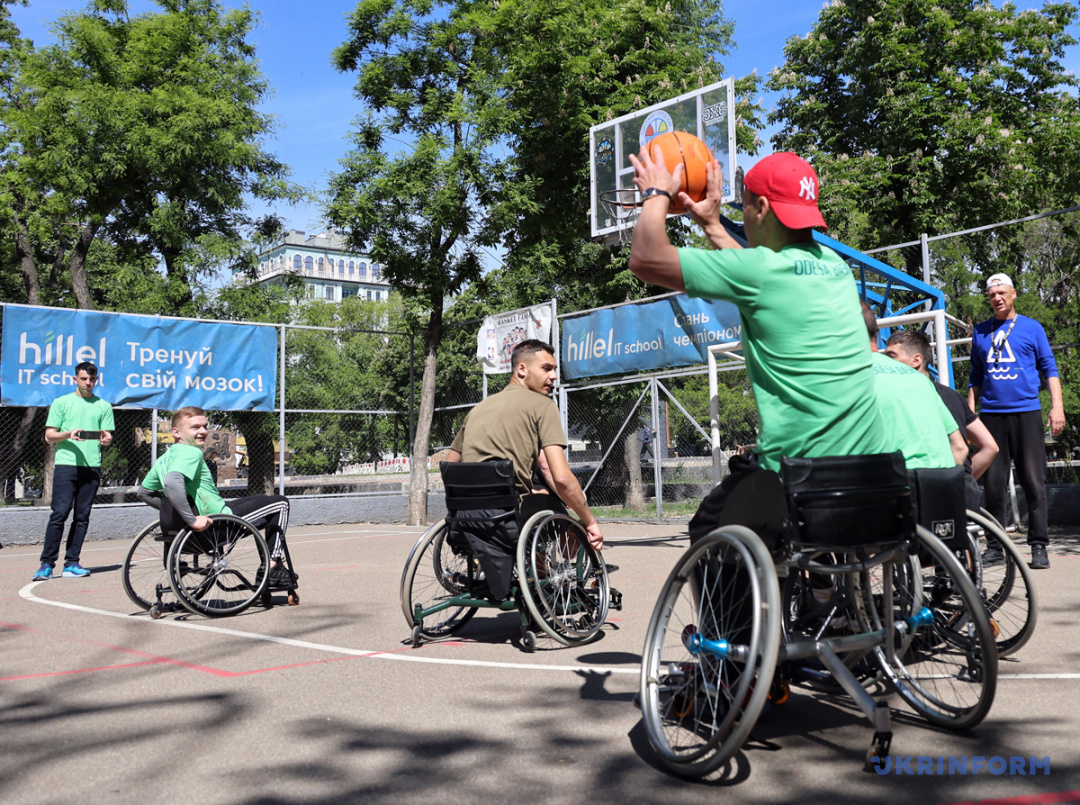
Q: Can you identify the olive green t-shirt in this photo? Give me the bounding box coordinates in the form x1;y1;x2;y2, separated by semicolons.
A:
679;242;889;472
871;352;959;470
45;392;115;467
141;442;228;516
450;383;567;496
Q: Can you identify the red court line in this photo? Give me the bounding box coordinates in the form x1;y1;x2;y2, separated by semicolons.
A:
940;791;1080;805
0;620;357;680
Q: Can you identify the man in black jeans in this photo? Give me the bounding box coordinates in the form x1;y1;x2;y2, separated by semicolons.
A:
33;362;114;580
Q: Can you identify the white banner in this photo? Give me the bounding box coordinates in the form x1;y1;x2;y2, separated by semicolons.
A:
476;304;553;375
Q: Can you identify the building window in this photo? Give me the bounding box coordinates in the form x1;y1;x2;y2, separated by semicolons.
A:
293;255;303;271
304;256;314;274
358;262;367;279
338;259;345;275
343;287;357;299
366;290;372;300
348;260;355;275
317;257;325;274
306;284;315;298
326;285;335;300
371;264;381;280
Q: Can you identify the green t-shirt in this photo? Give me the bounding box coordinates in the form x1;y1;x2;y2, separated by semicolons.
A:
871;352;959;470
679;242;889;472
45;392;115;467
141;442;228;516
450;383;567;496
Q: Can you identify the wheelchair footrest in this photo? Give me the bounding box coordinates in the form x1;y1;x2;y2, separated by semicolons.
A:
609;587;623;611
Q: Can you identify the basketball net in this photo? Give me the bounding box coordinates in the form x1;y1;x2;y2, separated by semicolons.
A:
599;188;642;247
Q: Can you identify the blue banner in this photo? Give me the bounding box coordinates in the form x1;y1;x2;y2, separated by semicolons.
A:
1;306;278;411
561;295;743;380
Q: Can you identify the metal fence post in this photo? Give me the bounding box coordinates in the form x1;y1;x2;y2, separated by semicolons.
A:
651;376;662;519
150;409;158;465
278;323;286;496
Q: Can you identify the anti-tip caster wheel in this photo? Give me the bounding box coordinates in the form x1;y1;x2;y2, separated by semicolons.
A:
288;591;300;606
411;624;425;646
522;631;537;652
149;604;162;620
865;731;892;771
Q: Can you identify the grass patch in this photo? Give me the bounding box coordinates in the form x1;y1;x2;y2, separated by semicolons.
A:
593;498;701;520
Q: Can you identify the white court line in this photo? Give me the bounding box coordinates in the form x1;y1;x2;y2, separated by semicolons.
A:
16;582;637;675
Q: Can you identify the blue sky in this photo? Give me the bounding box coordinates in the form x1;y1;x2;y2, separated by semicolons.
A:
10;0;1080;235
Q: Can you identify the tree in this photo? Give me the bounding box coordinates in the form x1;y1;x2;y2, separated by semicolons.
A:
768;0;1080;257
2;0;298;314
328;0;527;524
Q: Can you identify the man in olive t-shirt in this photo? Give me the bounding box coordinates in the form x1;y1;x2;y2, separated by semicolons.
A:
34;362;115;581
444;340;602;599
626;149;888;539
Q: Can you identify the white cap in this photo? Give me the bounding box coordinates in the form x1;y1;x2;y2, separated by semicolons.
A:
986;273;1014;290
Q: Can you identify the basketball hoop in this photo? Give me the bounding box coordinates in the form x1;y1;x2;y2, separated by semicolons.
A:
599;188;643;247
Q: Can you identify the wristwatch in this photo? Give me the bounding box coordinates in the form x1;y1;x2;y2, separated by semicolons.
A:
641;187;672;202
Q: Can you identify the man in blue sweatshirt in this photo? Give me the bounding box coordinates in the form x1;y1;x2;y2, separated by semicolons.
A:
968;273;1064;569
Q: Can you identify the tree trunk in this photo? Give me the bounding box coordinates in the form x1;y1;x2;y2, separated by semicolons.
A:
624;427;646;511
69;222;101;310
233;411;276;495
12;198;42;305
407;302;443;526
42;443;55;506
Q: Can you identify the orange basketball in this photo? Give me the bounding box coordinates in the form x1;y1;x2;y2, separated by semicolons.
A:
647;131;714;213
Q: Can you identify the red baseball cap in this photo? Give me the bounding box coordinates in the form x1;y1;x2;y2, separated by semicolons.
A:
743;152;827;230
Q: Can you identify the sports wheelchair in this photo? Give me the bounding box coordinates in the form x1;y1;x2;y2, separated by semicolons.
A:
639;453;999;778
401;460;620;651
122;513;299;618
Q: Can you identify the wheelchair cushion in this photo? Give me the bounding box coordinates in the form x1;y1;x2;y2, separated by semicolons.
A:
781;451;914;547
909;465;968;550
441;460;518;511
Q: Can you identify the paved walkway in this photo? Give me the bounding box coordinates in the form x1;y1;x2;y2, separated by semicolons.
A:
2;520;1079;804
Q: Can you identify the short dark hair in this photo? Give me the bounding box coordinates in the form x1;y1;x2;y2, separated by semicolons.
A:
860;302;878;339
74;361;98;377
172;406;206;428
510;339;555;368
886;328;932;369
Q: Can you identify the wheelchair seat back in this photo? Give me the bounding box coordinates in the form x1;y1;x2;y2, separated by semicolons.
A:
714;470;787;550
781;451;914;547
908;465;968;550
440;460;518;515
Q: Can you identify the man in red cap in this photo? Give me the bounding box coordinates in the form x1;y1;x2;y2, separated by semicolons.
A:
628;149;888;538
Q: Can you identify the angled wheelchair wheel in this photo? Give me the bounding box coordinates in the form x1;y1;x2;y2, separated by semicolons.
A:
516;512;609;646
866;525;998;731
401;521;478;639
168;514;269;618
122;521;173;611
967;510;1037;657
639;526;781;778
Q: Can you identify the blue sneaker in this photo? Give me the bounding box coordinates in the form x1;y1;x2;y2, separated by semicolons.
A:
32;564;53;581
62;563;91;578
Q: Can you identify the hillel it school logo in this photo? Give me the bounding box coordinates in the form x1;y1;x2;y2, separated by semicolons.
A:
639;111;674;147
596;138;614;166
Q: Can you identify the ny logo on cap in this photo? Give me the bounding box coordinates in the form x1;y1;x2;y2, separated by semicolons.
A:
799;176;817;201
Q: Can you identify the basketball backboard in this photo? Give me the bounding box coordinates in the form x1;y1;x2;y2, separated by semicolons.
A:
589;78;737;242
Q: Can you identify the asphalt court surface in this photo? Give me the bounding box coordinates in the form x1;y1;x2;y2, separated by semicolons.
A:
3;520;1080;804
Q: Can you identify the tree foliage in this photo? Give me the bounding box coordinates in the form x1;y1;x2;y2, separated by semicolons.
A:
768;0;1080;252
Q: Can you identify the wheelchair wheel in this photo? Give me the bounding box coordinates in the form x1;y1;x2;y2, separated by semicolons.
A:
168;514;269;618
865;525;998;731
967;510;1037;657
122;521;172;611
400;521;478;639
516;512;609;646
639;526;781;778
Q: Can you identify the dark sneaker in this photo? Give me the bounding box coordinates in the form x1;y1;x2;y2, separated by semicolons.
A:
32;564;53;581
1030;544;1050;570
981;546;1006;567
269;563;297;588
